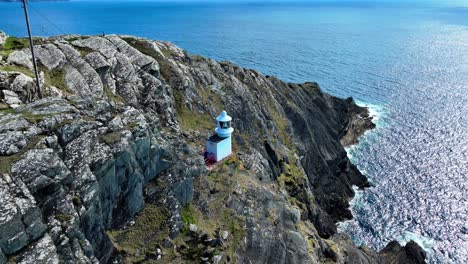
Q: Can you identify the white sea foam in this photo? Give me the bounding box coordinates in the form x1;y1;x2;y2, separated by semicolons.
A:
354;100;386;125
337;185;366;233
396;231;436;253
345;101;385;162
349;185;364;207
340;102;384;235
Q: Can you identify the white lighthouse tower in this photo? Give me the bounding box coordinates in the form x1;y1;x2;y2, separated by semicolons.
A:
205;110;234;162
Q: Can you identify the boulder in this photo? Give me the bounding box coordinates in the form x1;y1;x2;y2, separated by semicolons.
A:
2;89;22;107
10;73;38;103
7;50;33;70
35;44;66;70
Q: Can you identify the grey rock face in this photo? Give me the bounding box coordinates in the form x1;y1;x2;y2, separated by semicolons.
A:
235;187;316;264
0;248;5;264
11;148;72;196
105;35;159;71
16;235;59;264
35;44;66;71
0;177;47;255
0;33;426;264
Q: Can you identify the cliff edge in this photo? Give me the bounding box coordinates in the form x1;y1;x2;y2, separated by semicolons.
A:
0;31;425;264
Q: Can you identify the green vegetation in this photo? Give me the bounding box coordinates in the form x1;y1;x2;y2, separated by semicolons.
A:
0;103;9;110
177;203;246;263
171;84;225;134
107;204;170;263
159;47;173;58
266;103;293;148
73;45;94;57
278;161;304;190
99;131;121;145
181;204;198;230
198;86;224;113
107;156;248;263
0;37;29;57
125;122;139;131
189;54;205;62
21;112;54;123
277;154;315;212
297;221;317;254
41;67;73;95
6;256;17;264
123;37;173;59
72;196;82;207
65;36;89;42
0;65;34;77
173;89;213;132
188;156;247;263
122;38;161;58
122;37;175;82
103;85;124;103
0;108;59;124
0;108;17;115
56;213;73;223
52;119;76;129
0;135;44;174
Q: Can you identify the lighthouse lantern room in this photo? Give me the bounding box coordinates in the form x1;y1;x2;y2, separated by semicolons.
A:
205;110;234;162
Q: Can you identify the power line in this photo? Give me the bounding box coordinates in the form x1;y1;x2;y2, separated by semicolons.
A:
21;0;42;98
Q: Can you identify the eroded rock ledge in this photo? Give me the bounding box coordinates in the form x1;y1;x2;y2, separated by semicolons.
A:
0;31;425;264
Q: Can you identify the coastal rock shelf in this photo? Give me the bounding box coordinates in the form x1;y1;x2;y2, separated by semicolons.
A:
0;31;425;264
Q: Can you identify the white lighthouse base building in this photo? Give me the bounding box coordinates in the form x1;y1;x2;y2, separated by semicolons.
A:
206;135;232;162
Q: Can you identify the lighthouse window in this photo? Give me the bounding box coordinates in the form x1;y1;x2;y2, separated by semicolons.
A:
220;121;231;129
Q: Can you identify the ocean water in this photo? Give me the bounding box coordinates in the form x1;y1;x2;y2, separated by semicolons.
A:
1;1;467;263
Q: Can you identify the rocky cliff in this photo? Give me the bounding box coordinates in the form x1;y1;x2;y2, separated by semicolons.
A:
0;31;426;264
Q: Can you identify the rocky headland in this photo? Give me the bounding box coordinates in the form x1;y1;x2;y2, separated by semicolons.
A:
0;31;425;264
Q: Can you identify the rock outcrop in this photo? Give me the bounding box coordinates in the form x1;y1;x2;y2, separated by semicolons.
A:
0;33;426;264
0;31;6;46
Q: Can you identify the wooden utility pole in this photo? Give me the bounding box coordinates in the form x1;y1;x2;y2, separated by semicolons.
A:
22;0;42;98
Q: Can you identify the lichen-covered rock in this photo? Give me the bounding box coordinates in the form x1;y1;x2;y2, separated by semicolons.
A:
11;148;72;196
10;73;38;103
0;177;47;255
16;235;59;264
35;44;66;71
7;50;33;70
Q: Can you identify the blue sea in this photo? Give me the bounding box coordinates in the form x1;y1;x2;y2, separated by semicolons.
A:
1;1;467;263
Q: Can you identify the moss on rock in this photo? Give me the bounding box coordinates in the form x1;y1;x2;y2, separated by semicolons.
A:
0;65;34;77
0;135;45;174
107;204;170;263
173;89;213;132
0;37;29;57
41;67;73;95
99;132;121;146
103;85;124;104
